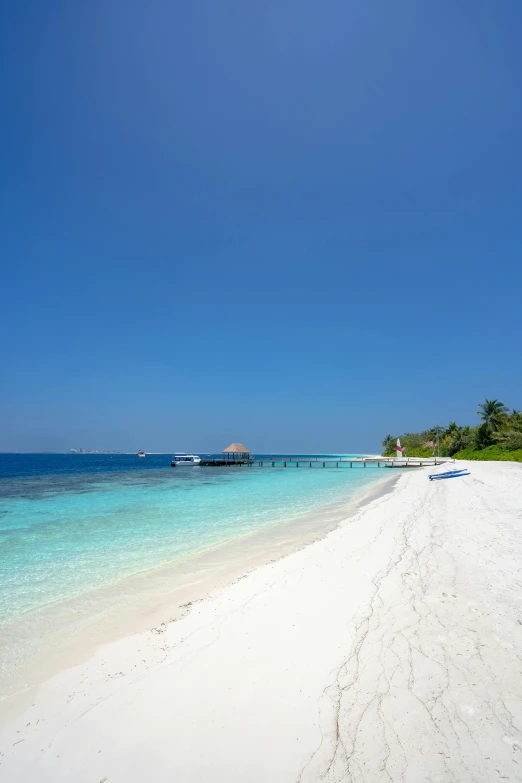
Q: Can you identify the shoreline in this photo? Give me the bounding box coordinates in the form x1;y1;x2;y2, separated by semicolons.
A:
2;460;521;782
0;470;398;724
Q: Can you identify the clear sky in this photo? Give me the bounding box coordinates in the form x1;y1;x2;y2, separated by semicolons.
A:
1;0;521;453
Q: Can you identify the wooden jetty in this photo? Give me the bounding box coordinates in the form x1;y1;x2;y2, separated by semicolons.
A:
199;458;252;467
199;455;452;469
252;457;452;469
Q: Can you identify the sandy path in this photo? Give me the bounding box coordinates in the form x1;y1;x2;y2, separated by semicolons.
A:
1;461;521;782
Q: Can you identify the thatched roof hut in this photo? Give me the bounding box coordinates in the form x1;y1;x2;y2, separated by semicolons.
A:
222;443;250;455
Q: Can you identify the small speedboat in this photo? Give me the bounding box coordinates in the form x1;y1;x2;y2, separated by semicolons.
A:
137;450;146;458
171;454;201;466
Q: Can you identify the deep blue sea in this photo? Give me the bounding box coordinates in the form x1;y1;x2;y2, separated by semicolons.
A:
0;452;387;694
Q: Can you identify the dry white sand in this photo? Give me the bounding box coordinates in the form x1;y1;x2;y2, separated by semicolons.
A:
1;460;521;782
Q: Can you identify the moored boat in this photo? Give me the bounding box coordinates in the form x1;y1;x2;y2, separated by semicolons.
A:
171;454;201;466
137;450;146;458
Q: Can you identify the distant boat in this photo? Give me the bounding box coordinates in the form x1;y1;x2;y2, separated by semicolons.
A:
171;454;201;466
137;450;146;458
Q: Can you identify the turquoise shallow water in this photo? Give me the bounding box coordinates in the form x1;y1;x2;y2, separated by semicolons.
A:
0;453;389;696
0;454;384;624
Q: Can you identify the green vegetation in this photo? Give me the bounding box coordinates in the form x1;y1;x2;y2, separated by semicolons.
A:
453;446;522;462
381;399;522;463
401;447;434;458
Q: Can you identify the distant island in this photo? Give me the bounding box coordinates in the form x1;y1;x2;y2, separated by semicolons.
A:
68;449;123;454
382;398;522;462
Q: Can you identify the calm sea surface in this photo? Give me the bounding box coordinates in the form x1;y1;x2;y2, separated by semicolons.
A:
0;452;387;695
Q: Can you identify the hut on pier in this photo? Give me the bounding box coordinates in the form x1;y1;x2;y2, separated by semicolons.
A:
222;443;251;461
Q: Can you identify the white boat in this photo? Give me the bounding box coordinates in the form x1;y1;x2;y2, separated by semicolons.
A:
137;450;146;458
171;454;201;466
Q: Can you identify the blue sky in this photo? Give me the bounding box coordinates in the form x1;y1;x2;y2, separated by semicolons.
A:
1;0;521;453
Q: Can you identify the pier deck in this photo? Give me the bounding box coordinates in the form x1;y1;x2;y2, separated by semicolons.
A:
199;459;252;467
199;457;452;469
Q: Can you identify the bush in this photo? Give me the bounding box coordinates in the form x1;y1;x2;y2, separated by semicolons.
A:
454;446;522;462
404;447;434;458
496;430;522;450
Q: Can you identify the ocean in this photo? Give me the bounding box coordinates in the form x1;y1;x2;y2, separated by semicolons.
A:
0;452;390;701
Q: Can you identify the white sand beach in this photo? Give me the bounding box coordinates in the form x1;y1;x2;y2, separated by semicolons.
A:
1;460;521;782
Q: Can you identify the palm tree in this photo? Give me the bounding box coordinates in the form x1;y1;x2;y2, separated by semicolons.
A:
511;410;522;431
477;399;508;431
381;434;395;452
430;425;444;456
475;423;494;450
444;422;460;437
447;425;471;455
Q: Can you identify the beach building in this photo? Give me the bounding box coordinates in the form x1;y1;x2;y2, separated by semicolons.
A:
222;443;251;461
199;443;252;466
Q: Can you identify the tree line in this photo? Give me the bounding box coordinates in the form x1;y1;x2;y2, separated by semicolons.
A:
381;399;522;459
